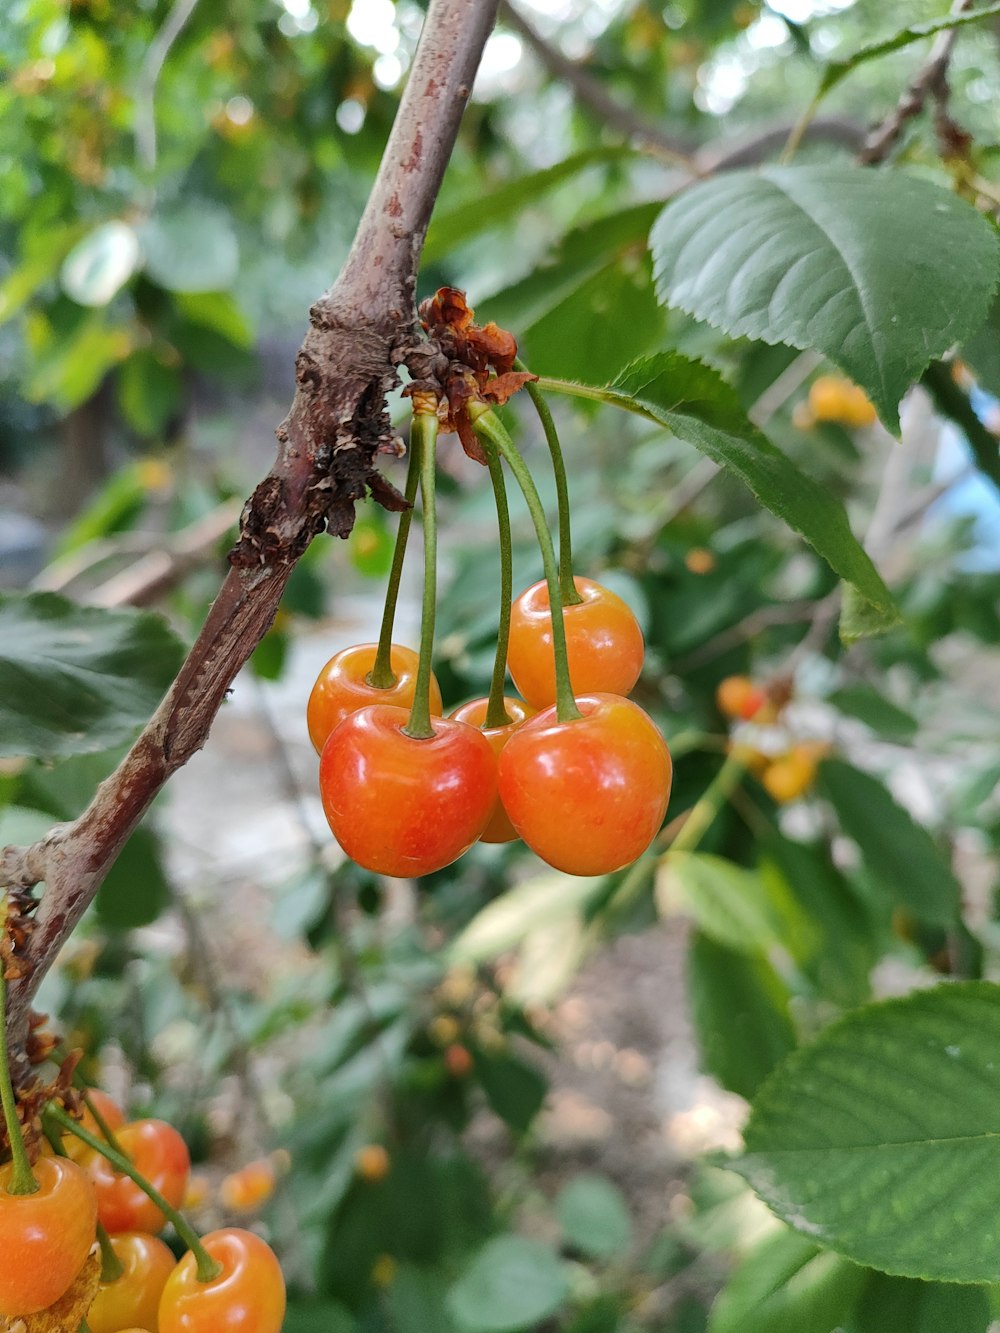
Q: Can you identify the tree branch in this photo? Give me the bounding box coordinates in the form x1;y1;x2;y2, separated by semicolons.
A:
1;0;500;1068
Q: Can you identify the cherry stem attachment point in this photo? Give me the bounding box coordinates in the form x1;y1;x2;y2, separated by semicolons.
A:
514;357;582;608
403;408;440;740
484;448;514;730
0;901;38;1196
369;440;421;690
471;406;582;724
45;1104;223;1284
97;1221;126;1284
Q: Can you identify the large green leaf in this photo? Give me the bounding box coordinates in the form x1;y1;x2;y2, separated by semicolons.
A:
0;592;185;760
817;758;960;926
446;1236;569;1332
543;353;897;633
688;932;797;1101
650;167;999;431
708;1228;867;1333
732;982;1000;1282
555;1175;632;1260
848;1272;991;1332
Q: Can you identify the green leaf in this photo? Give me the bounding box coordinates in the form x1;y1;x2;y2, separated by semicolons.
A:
424;146;634;263
95;824;171;929
817;758;960;926
0;592;185;760
817;3;1000;99
708;1228;867;1333
828;684;917;741
174;291;254;348
446;1235;569;1332
544;353;896;633
656;851;789;955
848;1272;991;1333
961;289;1000;401
732;981;1000;1282
650;167;1000;431
688;932;797;1101
116;350;182;437
921;361;1000;495
450;872;604;964
555;1174;632;1259
60;220;141;307
473;1047;547;1134
140;202;239;293
283;1302;356;1333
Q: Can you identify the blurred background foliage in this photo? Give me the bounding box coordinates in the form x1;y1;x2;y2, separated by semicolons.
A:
3;0;1000;1329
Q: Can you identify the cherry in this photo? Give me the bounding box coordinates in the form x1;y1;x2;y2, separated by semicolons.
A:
319;704;497;877
716;675;767;722
497;693;672;875
448;696;534;843
87;1118;190;1235
158;1228;285;1333
88;1230;176;1333
507;576;644;710
0;1155;97;1315
65;1089;126;1163
306;643;443;755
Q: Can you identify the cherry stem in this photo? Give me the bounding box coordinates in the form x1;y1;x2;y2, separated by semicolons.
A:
46;1104;224;1284
669;748;748;855
403;409;440;741
514;357;582;608
0;902;38;1196
471;407;582;724
484;447;514;729
369;441;421;690
97;1221;126;1284
81;1087;125;1156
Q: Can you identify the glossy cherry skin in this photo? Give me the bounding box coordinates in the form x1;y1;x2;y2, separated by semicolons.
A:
88;1230;177;1333
158;1228;286;1333
306;643;444;754
498;693;672;876
507;576;644;710
0;1155;98;1315
449;696;534;843
87;1119;190;1235
319;704;498;877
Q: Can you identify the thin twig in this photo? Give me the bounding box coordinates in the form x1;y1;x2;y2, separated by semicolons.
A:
92;500;243;607
859;0;974;166
134;0;201;173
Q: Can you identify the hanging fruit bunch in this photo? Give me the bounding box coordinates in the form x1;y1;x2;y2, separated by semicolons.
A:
309;288;673;879
716;674;829;804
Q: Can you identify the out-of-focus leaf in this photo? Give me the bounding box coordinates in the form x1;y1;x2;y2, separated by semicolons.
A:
60;220;140;306
140;202;239;293
116;349;182;437
95;824;171;929
828;683;917;740
446;1236;569;1332
0;592;184;759
450;872;604;963
473;1047;547;1134
556;1174;633;1259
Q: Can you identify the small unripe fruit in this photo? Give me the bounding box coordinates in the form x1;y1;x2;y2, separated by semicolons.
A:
355;1144;391;1183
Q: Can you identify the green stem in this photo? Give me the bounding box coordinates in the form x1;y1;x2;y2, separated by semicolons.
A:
81;1087;124;1156
514;358;581;607
97;1222;125;1284
0;903;37;1196
669;749;747;855
47;1104;223;1283
369;442;421;689
472;407;582;724
403;411;440;741
484;449;514;729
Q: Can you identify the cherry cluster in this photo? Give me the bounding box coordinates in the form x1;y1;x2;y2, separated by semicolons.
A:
716;673;828;804
0;1077;286;1330
308;295;672;881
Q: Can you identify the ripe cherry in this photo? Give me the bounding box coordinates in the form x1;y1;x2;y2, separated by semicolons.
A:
762;743;824;803
498;693;672;876
716;675;767;722
88;1230;176;1333
306;643;443;755
219;1158;277;1214
88;1118;190;1235
319;704;497;877
448;696;534;843
507;576;644;709
0;1155;97;1315
158;1228;285;1333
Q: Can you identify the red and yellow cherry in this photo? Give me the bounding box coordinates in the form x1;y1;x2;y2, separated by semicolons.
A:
158;1228;285;1333
716;675;766;722
88;1119;190;1235
88;1231;176;1333
498;693;672;876
65;1089;126;1164
0;1155;98;1315
761;742;826;804
219;1158;277;1214
306;643;443;754
507;576;644;709
319;705;497;877
448;696;534;843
